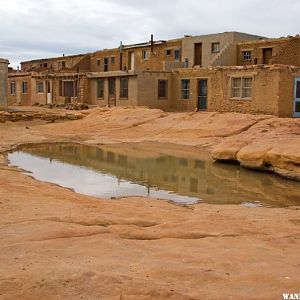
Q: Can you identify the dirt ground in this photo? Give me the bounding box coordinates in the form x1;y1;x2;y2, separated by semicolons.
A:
0;107;299;300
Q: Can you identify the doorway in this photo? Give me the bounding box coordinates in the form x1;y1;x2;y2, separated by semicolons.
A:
194;43;202;66
108;78;116;106
128;52;135;70
294;77;300;117
263;48;273;64
198;79;207;110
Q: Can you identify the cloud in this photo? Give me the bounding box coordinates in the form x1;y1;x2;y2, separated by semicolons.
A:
0;0;299;68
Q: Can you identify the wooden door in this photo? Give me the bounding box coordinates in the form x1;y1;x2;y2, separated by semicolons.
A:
108;78;116;106
194;43;202;66
263;48;272;64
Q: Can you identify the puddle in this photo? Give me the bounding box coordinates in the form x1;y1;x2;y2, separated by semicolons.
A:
7;143;300;207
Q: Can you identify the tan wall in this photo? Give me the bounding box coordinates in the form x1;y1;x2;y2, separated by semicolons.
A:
136;71;173;110
171;66;296;117
8;75;32;106
0;59;9;108
87;76;138;107
182;32;263;67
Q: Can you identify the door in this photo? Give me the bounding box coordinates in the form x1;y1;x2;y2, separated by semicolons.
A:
263;48;273;64
46;81;52;104
108;78;116;106
104;58;109;72
194;43;202;66
128;52;135;70
198;79;207;110
294;78;300;117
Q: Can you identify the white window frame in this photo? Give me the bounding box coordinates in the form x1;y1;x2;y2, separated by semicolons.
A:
230;76;253;99
212;42;220;53
243;51;252;61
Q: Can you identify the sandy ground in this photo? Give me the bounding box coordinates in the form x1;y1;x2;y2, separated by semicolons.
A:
0;107;299;299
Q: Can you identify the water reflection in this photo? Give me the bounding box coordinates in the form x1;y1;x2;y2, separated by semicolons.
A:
7;143;300;207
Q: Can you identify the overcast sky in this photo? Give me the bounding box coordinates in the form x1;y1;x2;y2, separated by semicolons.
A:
0;0;299;68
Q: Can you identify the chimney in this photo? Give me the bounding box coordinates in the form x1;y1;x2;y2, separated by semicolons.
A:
151;34;154;53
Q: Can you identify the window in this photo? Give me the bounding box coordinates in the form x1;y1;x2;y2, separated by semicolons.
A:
36;82;44;93
61;61;66;68
97;79;104;98
212;42;220;53
111;56;115;64
184;59;189;68
97;59;101;67
10;82;15;95
181;80;190;100
108;78;115;96
142;50;149;60
120;77;128;99
243;51;252;61
231;77;253;99
22;81;28;94
166;49;172;56
174;50;180;61
104;58;109;72
158;80;168;99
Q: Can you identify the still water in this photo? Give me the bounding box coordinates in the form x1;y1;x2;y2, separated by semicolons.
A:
7;143;300;207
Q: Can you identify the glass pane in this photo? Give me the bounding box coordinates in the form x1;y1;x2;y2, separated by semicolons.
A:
296;81;300;99
295;101;300;113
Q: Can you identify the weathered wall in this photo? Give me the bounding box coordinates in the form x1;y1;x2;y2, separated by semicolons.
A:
136;71;173;110
8;74;32;106
182;32;263;68
87;74;138;107
0;59;9;108
171;66;295;117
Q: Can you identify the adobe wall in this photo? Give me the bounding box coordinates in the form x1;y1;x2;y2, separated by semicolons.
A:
87;75;138;107
0;59;9;108
8;74;32;106
136;71;172;110
171;66;293;116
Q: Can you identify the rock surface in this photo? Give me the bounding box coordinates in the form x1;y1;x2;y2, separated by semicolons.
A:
0;106;299;299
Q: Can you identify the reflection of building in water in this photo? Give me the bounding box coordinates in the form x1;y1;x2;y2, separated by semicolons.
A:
21;143;300;206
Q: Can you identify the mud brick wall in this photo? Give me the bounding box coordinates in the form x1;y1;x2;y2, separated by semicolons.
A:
0;59;9;108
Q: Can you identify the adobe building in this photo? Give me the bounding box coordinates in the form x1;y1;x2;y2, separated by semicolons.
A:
7;31;300;117
0;58;9;109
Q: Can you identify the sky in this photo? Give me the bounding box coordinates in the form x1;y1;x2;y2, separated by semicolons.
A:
0;0;299;68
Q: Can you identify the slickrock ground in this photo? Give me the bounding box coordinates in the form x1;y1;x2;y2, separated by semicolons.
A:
0;106;299;299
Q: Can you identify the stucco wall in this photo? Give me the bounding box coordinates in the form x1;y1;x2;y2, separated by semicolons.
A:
0;59;9;108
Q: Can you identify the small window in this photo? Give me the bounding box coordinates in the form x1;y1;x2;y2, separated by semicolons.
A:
61;61;66;68
104;58;109;72
44;63;48;68
212;42;220;53
243;51;252;61
97;59;101;66
166;49;172;56
22;81;28;94
158;80;168;99
111;56;115;64
142;50;149;60
97;79;104;98
174;50;180;61
10;82;15;95
231;77;253;99
120;77;128;99
184;59;189;68
181;79;190;100
36;82;44;93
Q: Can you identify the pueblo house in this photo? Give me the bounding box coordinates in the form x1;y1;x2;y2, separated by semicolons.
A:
7;31;300;117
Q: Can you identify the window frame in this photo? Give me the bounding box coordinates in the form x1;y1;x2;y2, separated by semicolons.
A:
166;49;172;56
10;81;16;95
96;78;104;99
21;81;28;94
120;77;129;99
211;42;220;53
230;76;253;99
96;59;101;67
158;80;168;99
36;81;44;94
111;56;115;64
181;79;190;100
142;49;149;60
174;50;181;62
242;51;252;61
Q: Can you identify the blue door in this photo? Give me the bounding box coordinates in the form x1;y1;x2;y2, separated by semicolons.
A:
294;78;300;118
198;79;207;110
